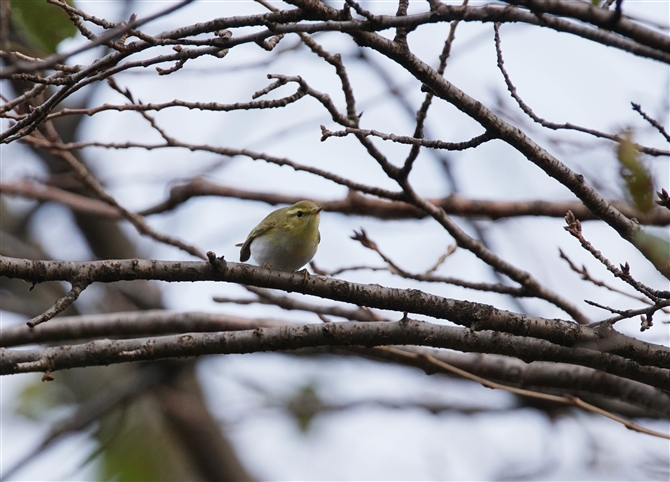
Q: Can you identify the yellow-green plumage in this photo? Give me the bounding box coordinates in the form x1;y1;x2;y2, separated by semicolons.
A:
237;200;322;271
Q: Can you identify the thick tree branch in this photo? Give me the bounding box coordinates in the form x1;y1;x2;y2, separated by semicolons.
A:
3;320;669;391
504;0;670;53
3;308;668;418
0;311;286;347
384;347;669;440
365;346;670;417
139;180;670;225
5;179;670;226
2;255;669;371
4;2;668;142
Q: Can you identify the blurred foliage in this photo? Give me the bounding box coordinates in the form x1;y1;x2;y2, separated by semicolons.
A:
616;131;655;213
97;396;198;482
9;0;77;54
633;229;670;274
16;376;76;421
285;381;322;433
15;367;199;481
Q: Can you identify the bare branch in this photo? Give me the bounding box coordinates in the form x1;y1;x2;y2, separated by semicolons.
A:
5;179;670;226
364;345;670;417
320;125;494;151
0;0;196;77
5;309;670;418
343;18;664;276
234;286;385;321
136;180;670;225
0;180;121;218
26;282;87;328
631;102;670;143
504;0;670;53
350;229;528;296
398;0;468;179
424;244;458;275
297;33;358;122
27;137;405;202
42;80;309;120
1;310;288;347
3;319;669;390
564;210;670;300
383;346;670;440
22;124;207;259
559;248;670;309
4;2;668;144
3;255;669;370
494;23;668;158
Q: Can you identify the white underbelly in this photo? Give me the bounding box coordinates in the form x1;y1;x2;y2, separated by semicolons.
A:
250;235;317;271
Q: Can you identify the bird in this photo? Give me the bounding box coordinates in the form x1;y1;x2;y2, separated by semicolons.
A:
236;200;322;271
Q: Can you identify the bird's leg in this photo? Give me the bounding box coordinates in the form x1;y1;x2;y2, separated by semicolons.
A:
299;268;310;281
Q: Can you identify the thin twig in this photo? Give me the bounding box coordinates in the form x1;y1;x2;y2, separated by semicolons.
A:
493;23;668;158
559;248;670;310
398;0;469;179
298;33;358;122
26;282;88;327
237;286;386;321
37;125;207;259
350;228;528;296
27;137;405;202
590;299;670;327
425;244;458;275
321;126;493;151
631;102;670;143
395;184;590;322
564;211;669;301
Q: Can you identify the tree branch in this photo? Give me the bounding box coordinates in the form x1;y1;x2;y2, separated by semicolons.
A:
343;17;666;276
3;320;669;390
3;254;669;372
5;179;670;226
26;281;87;327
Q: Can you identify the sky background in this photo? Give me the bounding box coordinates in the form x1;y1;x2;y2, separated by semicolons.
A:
2;0;669;480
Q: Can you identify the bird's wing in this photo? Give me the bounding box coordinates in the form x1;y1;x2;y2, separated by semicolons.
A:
238;224;274;262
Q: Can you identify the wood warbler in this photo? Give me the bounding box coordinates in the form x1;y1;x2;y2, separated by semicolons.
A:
237;200;322;271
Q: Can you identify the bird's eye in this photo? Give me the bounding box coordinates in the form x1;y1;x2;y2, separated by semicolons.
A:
296;211;304;217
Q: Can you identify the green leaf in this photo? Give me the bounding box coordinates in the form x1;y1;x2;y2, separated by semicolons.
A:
10;0;77;54
633;230;670;275
617;130;655;213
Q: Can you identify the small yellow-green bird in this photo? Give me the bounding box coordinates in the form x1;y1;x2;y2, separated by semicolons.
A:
237;200;322;271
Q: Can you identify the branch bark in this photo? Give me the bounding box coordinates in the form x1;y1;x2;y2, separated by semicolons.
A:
2;320;669;391
2;255;668;369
